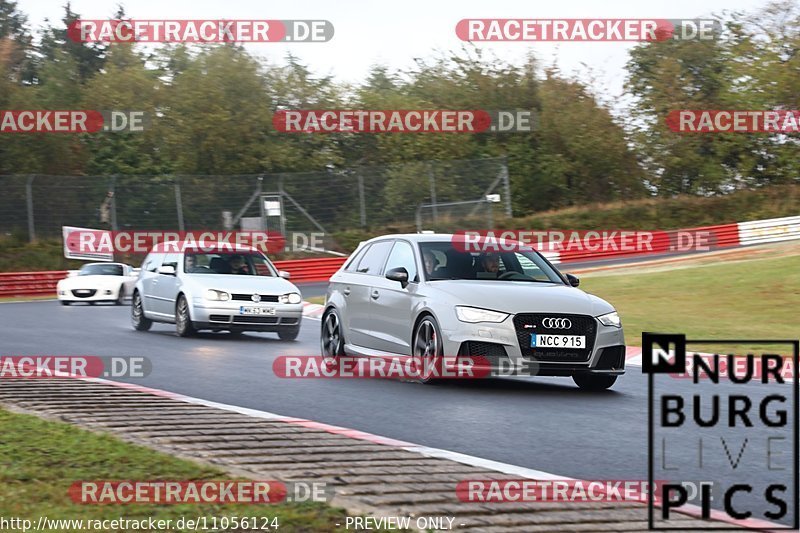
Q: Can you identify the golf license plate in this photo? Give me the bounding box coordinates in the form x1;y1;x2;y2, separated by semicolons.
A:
239;306;276;316
531;334;585;349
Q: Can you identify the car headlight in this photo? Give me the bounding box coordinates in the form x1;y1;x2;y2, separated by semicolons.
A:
597;311;621;328
279;293;302;304
204;289;230;301
455;306;509;323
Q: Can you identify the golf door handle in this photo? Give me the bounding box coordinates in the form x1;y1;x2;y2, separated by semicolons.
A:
370;290;380;300
343;287;351;296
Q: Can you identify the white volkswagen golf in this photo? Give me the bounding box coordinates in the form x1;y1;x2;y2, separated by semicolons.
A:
131;243;303;339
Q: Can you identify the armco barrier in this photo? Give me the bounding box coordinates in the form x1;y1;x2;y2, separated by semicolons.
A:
738;215;800;246
0;258;348;298
0;270;68;297
0;215;797;298
273;257;347;283
556;222;741;264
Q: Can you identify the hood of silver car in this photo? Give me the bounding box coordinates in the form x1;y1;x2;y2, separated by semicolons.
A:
427;280;614;316
182;275;299;294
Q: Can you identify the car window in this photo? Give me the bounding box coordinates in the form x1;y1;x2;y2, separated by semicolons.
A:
143;254;161;273
420;241;563;283
355;240;393;275
385;241;418;282
344;244;370;272
161;253;179;270
183;251;277;276
78;264;123;276
516;253;551;281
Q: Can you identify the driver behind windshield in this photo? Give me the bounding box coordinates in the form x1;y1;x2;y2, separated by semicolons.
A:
480;253;501;277
229;255;249;275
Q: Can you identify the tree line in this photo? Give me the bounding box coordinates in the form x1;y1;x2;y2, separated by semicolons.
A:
0;1;797;218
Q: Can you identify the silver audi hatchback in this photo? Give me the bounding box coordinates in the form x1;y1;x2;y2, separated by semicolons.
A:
322;233;625;389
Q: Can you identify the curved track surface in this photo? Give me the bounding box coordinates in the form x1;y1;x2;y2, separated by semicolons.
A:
1;301;794;525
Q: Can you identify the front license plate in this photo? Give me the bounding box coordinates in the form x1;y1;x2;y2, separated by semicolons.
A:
239;306;276;316
531;334;585;349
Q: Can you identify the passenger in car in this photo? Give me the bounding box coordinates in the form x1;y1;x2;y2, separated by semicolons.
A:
423;250;439;277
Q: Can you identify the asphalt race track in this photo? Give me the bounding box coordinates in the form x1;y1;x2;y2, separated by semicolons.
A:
2;299;795;526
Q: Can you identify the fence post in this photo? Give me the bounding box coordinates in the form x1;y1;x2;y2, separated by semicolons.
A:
109;176;118;231
501;157;512;217
174;177;185;231
26;175;35;242
428;163;437;222
357;173;366;228
277;175;287;235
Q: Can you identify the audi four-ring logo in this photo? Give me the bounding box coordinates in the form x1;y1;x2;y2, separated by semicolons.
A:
542;317;572;329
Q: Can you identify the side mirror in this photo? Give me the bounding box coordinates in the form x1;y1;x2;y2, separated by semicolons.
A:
278;270;291;280
565;273;580;287
157;265;176;276
385;267;409;288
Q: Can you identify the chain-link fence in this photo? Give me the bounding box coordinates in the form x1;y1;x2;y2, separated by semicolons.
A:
0;157;510;245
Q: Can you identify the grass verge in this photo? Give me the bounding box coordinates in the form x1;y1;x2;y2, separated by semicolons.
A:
0;408;350;532
580;253;799;355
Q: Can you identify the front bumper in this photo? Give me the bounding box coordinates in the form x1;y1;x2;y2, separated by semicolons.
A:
440;314;626;377
190;299;303;331
58;287;120;302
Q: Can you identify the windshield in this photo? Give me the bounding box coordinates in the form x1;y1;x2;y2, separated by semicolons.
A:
79;264;123;276
419;242;564;283
183;251;276;277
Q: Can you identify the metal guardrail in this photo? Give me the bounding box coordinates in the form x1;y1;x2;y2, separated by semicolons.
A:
0;257;348;298
0;215;797;298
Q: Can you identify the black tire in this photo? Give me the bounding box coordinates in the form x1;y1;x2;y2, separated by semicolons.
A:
131;291;152;331
175;294;196;337
278;325;300;341
115;285;125;305
60;300;70;306
412;315;444;384
573;373;618;391
320;310;345;359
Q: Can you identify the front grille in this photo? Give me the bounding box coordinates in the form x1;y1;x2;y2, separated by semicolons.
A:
231;294;280;302
513;313;596;363
209;315;230;322
232;316;279;324
458;341;509;368
71;289;97;298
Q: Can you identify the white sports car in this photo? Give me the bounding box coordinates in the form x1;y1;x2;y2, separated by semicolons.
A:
57;263;138;306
